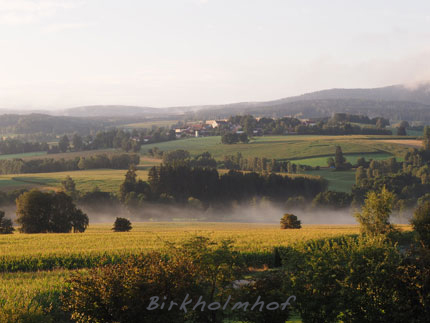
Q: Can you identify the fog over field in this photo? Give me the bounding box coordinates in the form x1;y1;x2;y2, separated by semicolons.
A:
71;202;411;226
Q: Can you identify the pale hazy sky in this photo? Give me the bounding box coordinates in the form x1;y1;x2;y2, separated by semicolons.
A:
1;0;430;109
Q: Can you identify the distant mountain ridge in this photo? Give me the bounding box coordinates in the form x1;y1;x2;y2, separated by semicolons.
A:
2;82;430;121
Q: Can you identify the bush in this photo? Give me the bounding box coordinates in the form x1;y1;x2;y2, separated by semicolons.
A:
280;214;301;229
112;217;132;232
233;271;291;323
0;210;14;234
62;237;246;323
411;201;430;247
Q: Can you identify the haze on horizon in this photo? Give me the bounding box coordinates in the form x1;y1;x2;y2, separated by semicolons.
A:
1;0;430;110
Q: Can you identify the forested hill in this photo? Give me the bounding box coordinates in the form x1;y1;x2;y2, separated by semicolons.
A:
2;82;430;122
190;98;430;121
188;83;430;121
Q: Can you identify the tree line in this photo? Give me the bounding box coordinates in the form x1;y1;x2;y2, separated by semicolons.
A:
0;153;139;174
0;138;49;155
222;153;315;173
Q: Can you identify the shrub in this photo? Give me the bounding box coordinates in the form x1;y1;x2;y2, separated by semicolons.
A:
411;201;430;247
62;237;246;323
280;214;301;229
233;271;291;323
112;217;132;232
0;210;14;234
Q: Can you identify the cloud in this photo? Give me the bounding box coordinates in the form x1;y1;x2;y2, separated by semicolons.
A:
0;0;86;25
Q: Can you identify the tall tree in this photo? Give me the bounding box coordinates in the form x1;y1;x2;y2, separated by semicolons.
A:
423;126;430;151
61;176;78;200
0;210;14;234
72;134;84;151
334;146;346;170
58;135;70;153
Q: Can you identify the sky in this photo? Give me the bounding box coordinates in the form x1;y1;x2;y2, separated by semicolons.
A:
1;0;430;110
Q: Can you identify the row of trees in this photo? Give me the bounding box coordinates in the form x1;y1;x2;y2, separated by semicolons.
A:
0;153;139;174
224;114;392;136
53;127;178;154
222;153;314;173
0;138;49;155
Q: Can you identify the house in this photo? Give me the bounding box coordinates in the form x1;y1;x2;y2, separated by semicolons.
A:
205;119;228;128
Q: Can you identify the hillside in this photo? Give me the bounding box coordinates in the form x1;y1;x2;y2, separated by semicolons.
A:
2;82;430;122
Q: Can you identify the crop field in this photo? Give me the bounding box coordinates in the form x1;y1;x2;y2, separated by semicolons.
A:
0;269;74;321
0;223;412;322
0;223;361;262
141;135;415;161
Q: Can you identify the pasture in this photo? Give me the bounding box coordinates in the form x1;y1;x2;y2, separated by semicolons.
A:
141;135;415;161
304;169;356;192
0;169;149;193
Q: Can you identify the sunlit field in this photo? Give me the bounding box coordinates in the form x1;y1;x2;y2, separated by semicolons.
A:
140;135;416;160
0;223;412;273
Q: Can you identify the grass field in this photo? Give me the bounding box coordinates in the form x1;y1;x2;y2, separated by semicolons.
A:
0;169;149;193
293;152;394;167
141;135;415;161
304;169;356;192
123;119;179;129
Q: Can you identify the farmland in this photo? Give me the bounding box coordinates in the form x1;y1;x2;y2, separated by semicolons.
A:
0;134;421;195
141;135;415;161
0;223;363;262
0;222;413;322
0;169;149;193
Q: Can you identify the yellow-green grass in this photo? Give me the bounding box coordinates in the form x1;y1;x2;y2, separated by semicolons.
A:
18;148;119;161
294;152;395;167
0;269;74;321
0;223;387;259
123;119;179;129
0;169;149;193
141;135;414;161
304;169;356;192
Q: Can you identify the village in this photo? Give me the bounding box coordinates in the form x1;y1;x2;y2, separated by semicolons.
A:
172;117;317;138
